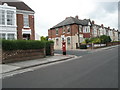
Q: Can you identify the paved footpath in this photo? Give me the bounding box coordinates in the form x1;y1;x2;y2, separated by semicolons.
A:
0;54;75;75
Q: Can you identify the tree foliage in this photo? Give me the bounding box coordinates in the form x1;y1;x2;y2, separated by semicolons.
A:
82;35;111;44
100;35;111;44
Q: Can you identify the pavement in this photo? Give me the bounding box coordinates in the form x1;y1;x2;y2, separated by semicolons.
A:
0;54;75;74
0;45;119;75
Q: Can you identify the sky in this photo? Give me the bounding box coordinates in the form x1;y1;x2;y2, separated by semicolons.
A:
21;0;119;37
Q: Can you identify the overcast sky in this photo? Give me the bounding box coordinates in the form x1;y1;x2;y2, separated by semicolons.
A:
22;0;119;37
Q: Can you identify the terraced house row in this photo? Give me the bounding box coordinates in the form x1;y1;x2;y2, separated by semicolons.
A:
0;0;35;40
48;16;120;50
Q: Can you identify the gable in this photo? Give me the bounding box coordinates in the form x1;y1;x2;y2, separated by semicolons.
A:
0;0;34;12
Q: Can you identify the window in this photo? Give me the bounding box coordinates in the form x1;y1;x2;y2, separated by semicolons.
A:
7;11;14;25
63;26;65;33
67;26;70;33
67;37;70;45
79;25;82;32
7;34;15;40
24;14;29;27
0;10;5;25
56;28;58;35
62;38;64;42
0;33;6;39
83;26;90;33
87;27;90;32
56;38;59;45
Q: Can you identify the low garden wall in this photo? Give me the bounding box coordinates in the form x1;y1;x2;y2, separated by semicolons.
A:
2;40;54;64
79;41;120;49
2;49;45;64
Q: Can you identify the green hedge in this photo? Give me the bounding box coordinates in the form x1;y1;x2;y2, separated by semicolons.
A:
2;40;46;51
80;45;87;49
45;40;54;55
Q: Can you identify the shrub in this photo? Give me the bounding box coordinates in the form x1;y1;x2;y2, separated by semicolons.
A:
85;38;90;44
80;44;87;49
2;40;46;51
45;40;54;55
100;35;111;44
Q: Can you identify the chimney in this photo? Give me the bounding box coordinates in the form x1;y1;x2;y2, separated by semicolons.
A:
0;1;2;5
75;15;79;19
113;28;115;31
101;24;104;28
65;17;68;19
92;20;95;24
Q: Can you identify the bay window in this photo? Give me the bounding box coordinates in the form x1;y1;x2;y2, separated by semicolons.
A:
7;34;15;40
0;33;6;39
7;10;14;25
0;10;5;25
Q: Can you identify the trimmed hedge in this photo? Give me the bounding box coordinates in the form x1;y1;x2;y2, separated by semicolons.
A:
80;45;87;49
2;40;46;51
45;40;54;55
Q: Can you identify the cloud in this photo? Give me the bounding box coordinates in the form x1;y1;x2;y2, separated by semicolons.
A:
22;0;118;36
88;2;118;29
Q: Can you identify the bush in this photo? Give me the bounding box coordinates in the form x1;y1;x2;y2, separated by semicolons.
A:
45;40;54;55
2;40;46;51
80;44;87;49
100;35;111;44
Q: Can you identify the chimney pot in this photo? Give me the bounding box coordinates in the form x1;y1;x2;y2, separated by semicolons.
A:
75;15;79;19
92;20;95;24
101;24;104;27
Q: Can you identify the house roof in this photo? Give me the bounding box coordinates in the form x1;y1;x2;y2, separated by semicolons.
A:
0;0;34;12
92;24;101;28
50;17;90;29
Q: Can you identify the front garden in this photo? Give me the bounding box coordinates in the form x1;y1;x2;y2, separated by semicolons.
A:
80;35;120;49
2;40;54;64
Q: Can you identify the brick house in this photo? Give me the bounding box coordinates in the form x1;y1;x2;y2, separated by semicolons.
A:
48;16;92;50
0;0;35;40
48;16;119;50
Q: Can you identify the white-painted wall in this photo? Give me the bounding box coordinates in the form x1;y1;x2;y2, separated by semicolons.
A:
0;3;17;40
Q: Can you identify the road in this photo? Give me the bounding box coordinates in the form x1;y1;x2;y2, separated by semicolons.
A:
54;49;90;56
2;46;118;88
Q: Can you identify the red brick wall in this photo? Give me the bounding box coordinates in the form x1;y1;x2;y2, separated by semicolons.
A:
48;24;79;38
83;33;91;38
2;49;45;64
17;14;23;39
29;15;35;40
17;14;35;40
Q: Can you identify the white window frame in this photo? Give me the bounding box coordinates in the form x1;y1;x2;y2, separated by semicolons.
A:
83;26;90;33
7;10;14;25
0;10;5;25
67;26;71;33
23;14;29;28
79;25;82;32
56;28;58;35
63;26;65;33
67;37;70;45
7;33;15;40
0;33;6;39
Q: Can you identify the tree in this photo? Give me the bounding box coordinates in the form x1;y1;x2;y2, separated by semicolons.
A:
100;35;111;44
85;38;90;44
41;36;48;41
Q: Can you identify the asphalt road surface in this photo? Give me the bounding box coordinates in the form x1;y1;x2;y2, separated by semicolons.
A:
54;50;90;56
2;46;118;88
